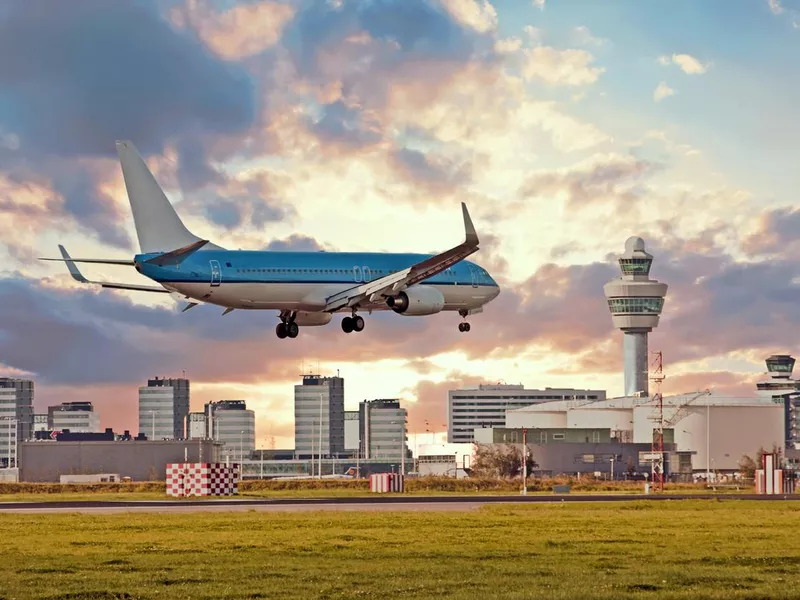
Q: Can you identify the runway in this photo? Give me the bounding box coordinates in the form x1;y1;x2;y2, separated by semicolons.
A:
0;493;798;514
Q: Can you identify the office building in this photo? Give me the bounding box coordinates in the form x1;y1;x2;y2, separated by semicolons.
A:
187;412;207;440
756;354;800;448
48;402;101;433
359;399;407;465
603;236;668;396
0;378;34;467
344;410;360;451
294;374;344;458
447;384;606;443
205;400;255;462
32;414;48;434
138;377;189;440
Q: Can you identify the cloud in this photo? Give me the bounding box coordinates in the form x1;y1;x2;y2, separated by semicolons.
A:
440;0;498;33
388;147;473;193
532;0;545;9
572;26;607;47
768;0;784;15
404;372;484;433
174;0;296;60
742;207;800;257
658;53;709;74
522;46;605;86
307;100;384;151
265;235;328;252
654;81;676;102
0;0;255;160
518;152;656;209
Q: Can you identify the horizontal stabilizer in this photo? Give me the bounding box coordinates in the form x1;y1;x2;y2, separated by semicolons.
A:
144;239;209;266
56;245;169;294
39;257;135;266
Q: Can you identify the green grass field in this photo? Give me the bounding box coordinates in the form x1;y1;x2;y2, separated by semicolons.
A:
1;500;799;599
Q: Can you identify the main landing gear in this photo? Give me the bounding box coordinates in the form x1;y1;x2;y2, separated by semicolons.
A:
341;314;365;334
276;312;299;339
458;309;471;333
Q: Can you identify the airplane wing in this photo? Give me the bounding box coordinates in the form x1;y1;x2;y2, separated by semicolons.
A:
324;202;479;312
55;245;170;294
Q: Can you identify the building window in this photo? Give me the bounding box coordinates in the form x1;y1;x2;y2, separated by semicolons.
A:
552;433;565;440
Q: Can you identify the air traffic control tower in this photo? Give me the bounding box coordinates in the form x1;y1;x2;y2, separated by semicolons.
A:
603;237;668;396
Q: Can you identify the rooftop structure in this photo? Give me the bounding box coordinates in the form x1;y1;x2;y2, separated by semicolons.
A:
756;354;800;448
603;237;668;396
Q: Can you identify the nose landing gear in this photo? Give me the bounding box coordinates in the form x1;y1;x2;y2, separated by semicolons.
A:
458;309;471;333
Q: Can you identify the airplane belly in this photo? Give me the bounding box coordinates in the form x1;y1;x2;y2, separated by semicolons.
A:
170;282;337;310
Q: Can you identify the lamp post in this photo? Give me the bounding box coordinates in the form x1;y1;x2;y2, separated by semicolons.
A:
240;430;244;465
522;428;528;495
706;403;711;482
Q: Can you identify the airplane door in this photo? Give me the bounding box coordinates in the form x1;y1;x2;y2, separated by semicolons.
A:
469;265;478;288
210;260;221;287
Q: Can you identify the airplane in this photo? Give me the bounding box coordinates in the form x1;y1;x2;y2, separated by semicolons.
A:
41;141;501;339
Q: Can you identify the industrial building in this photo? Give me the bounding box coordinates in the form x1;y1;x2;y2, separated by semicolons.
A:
447;384;606;443
603;237;668;397
187;412;207;439
359;399;408;463
138;377;189;440
0;378;33;468
294;374;344;458
488;393;784;474
20;438;220;482
205;400;255;463
756;354;800;448
48;402;100;433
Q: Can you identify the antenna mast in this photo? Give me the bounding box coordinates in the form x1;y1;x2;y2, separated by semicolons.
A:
649;351;665;492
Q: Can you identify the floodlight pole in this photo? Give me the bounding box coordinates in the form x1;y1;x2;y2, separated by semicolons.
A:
522;427;528;495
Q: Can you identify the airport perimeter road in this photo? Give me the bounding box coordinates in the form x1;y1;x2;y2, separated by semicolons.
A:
1;493;799;514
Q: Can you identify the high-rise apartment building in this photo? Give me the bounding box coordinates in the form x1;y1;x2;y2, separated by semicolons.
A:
359;399;407;465
0;378;34;467
294;374;344;458
48;402;101;433
205;400;255;462
138;377;189;440
448;384;607;443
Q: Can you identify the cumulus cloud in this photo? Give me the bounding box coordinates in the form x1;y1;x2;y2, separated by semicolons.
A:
388;147;473;193
522;46;605;86
654;81;676;102
572;25;607;47
440;0;498;33
658;53;709;74
532;0;546;9
768;0;784;15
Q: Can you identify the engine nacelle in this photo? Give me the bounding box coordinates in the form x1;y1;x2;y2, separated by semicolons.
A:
386;287;445;316
293;311;333;327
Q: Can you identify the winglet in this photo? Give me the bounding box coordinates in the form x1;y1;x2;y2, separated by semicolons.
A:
462;202;479;247
58;245;89;284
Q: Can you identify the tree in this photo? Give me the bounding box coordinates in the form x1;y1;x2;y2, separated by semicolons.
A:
471;444;537;478
739;444;784;479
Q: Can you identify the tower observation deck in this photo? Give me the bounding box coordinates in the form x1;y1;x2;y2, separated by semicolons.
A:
603;237;668;396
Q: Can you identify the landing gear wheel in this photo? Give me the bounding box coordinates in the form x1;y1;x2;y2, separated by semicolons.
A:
352;315;365;332
342;317;354;333
287;321;299;338
458;322;471;332
276;323;288;339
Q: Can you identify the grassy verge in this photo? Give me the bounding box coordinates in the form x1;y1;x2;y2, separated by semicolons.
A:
0;500;798;599
0;477;750;503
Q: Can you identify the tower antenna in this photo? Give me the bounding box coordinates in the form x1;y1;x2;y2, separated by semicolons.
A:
649;351;665;492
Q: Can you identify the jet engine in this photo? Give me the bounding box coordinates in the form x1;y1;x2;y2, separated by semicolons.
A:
293;311;333;326
386;286;445;316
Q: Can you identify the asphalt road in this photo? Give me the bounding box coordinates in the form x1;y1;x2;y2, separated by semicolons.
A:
1;493;798;514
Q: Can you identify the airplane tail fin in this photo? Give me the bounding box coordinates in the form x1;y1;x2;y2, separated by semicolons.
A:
115;141;217;254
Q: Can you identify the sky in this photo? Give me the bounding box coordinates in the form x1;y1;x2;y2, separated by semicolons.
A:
1;0;800;450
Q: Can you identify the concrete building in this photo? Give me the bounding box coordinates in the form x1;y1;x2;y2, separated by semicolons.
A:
48;402;101;433
0;378;34;468
503;393;783;473
205;400;255;462
187;412;207;440
138;377;189;440
603;237;668;397
447;384;606;443
416;443;474;478
756;354;800;448
32;414;48;434
294;374;344;458
344;410;359;451
359;399;407;465
19;439;220;482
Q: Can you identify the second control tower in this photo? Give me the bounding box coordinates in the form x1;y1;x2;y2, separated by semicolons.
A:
603;237;668;397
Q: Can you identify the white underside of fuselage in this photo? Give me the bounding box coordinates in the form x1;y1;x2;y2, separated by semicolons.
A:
165;281;496;313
